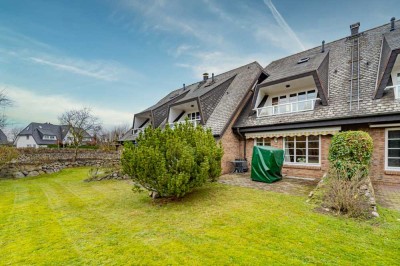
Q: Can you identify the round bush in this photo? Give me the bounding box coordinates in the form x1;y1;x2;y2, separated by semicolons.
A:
121;121;223;198
328;131;373;179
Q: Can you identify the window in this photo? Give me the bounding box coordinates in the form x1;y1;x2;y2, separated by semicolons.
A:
187;112;200;121
386;129;400;169
43;135;57;140
26;135;29;140
297;57;310;64
284;135;320;164
255;138;271;146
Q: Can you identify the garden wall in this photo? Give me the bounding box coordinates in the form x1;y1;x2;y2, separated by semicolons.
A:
0;148;120;178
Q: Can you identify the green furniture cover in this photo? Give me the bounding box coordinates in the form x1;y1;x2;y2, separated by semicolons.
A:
251;146;284;183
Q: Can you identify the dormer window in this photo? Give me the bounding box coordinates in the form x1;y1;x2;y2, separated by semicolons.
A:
43;135;57;140
187;112;200;121
257;90;317;117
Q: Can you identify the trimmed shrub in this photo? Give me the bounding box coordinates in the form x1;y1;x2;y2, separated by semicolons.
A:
121;121;223;198
328;131;373;179
0;146;19;169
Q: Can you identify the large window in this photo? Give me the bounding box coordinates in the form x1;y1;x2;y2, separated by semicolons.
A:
387;129;400;169
255;138;271;146
284;135;320;164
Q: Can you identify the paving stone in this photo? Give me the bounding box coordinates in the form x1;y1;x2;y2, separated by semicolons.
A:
374;184;400;211
219;173;318;197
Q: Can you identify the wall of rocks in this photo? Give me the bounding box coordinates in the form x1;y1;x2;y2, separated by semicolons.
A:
0;149;120;179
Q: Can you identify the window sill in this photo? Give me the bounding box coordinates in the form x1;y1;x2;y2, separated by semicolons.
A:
384;170;400;175
283;164;321;170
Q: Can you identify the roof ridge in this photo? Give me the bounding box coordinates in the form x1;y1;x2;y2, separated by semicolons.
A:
266;20;399;66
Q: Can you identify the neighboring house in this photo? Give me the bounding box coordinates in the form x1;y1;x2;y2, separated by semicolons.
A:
0;129;9;145
233;19;400;184
121;62;267;171
14;122;92;148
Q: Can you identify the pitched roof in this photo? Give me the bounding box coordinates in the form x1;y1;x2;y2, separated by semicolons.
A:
235;20;400;130
129;61;264;137
375;29;400;98
0;129;8;144
18;122;91;145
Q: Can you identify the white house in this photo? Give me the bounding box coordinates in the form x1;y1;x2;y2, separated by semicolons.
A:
14;122;92;148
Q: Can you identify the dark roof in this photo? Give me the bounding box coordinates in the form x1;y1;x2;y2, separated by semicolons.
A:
254;49;329;106
129;61;264;137
235;20;400;130
375;29;400;99
18;122;91;145
0;129;8;144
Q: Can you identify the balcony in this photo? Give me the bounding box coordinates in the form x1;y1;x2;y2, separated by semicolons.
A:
169;119;201;129
256;99;316;117
389;85;400;99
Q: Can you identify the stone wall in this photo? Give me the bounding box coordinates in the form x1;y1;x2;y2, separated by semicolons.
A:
0;149;120;178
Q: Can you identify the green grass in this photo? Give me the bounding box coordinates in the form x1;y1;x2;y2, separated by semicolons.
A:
0;168;399;265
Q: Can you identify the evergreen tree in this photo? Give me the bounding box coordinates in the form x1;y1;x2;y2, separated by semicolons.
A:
121;121;223;198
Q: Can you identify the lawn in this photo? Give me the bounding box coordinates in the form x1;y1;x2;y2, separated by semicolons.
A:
0;168;399;265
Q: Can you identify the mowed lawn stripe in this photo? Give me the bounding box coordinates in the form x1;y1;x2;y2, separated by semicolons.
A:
0;181;82;265
1;168;400;265
38;175;182;265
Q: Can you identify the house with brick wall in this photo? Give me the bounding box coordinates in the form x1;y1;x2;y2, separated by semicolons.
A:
123;18;400;183
233;19;400;184
120;61;267;173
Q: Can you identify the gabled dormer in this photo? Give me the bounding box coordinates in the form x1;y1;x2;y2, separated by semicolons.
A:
132;112;152;135
252;49;329;118
374;20;400;99
167;99;202;128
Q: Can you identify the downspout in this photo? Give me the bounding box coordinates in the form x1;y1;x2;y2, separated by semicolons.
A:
236;128;246;159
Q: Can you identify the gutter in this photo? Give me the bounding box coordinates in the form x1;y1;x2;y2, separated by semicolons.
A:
234;113;400;134
236;127;246;159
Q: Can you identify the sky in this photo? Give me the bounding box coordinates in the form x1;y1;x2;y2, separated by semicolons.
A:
0;0;398;132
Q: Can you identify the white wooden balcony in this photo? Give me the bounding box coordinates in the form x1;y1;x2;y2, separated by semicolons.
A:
256;99;317;117
388;85;400;99
169;119;201;129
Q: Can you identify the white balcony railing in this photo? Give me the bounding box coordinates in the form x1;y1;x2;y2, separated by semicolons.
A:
169;119;201;129
132;128;144;135
387;85;400;99
256;99;317;117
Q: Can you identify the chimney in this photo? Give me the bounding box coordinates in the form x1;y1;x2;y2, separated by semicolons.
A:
212;73;215;82
350;22;360;36
203;73;209;81
183;83;186;90
391;17;396;31
321;40;325;53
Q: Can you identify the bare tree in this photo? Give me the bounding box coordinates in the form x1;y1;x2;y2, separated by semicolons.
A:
0;90;12;129
10;126;24;143
58;107;102;160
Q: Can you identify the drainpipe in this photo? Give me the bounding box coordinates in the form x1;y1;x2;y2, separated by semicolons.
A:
236;128;246;159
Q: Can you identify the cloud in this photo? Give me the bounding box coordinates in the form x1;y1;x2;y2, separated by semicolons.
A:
1;84;132;128
29;56;119;82
27;55;143;84
263;0;305;51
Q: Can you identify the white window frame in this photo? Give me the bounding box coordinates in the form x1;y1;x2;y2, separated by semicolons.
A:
254;138;272;146
187;111;200;121
283;135;321;166
43;135;57;140
385;128;400;171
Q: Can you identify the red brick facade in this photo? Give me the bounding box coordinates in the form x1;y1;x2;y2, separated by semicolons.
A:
224;127;400;184
242;135;331;179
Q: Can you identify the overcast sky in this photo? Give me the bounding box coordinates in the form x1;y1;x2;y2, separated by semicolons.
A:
0;0;397;129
